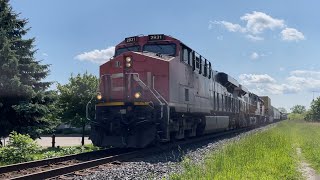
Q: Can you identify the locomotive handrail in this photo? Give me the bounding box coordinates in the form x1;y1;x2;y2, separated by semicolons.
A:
126;73;165;105
152;75;168;105
127;72;167;119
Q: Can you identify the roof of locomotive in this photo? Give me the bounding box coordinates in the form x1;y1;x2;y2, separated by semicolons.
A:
116;35;259;99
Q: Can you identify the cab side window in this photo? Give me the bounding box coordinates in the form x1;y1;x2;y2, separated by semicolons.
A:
181;45;192;65
183;48;189;63
204;59;208;77
195;54;200;68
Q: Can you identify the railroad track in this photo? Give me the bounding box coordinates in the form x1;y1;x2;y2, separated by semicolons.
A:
0;126;256;180
0;148;133;180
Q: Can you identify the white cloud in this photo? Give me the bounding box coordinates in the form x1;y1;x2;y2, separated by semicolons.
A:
75;46;115;64
239;70;320;95
281;28;305;41
212;20;246;33
270;84;300;94
239;74;276;85
240;11;285;34
217;35;223;40
279;67;285;71
239;74;299;95
250;52;259;60
210;11;305;42
287;70;320;91
290;70;320;78
246;34;264;41
42;53;48;57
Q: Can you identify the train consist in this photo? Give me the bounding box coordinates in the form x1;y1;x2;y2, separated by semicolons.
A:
90;34;285;148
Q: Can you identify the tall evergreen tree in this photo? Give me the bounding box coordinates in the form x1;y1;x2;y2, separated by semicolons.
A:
0;0;57;138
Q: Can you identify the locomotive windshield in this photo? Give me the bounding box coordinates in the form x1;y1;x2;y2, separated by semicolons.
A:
115;45;140;57
143;43;176;56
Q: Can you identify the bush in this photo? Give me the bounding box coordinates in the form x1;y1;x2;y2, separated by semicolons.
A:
42;151;63;159
288;113;306;121
0;132;40;164
60;147;83;155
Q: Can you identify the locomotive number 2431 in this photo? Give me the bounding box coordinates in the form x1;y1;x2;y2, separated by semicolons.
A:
148;34;164;41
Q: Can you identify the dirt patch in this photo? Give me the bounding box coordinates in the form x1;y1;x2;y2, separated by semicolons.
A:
296;148;320;180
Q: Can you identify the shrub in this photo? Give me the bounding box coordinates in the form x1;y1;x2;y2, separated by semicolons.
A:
0;132;40;164
60;147;82;155
288;113;306;121
42;151;63;159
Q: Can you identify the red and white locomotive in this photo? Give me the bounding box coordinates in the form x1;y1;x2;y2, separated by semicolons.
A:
90;34;282;148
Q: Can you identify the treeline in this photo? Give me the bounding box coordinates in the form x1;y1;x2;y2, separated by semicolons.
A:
0;0;98;141
304;98;320;121
285;98;320;122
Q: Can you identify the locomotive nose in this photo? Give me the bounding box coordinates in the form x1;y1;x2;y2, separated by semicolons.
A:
99;53;142;103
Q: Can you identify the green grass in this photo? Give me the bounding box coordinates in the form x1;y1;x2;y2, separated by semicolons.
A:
0;144;100;166
34;143;100;160
289;121;320;172
171;120;320;180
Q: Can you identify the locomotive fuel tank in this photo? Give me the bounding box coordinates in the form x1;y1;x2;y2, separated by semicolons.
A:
204;116;230;134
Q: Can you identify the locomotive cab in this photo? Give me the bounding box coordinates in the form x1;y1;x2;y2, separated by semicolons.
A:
91;35;179;148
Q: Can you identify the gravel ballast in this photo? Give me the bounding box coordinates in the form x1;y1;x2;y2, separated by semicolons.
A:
77;124;277;180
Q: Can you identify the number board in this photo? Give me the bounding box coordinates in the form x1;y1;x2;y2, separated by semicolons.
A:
125;36;137;43
148;34;165;41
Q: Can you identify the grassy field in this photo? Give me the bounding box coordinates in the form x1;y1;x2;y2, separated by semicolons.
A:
171;120;320;180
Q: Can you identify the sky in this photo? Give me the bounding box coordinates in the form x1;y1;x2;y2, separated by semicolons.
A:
10;0;320;111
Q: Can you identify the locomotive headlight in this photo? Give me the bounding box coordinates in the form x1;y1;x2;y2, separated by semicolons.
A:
125;62;132;68
96;92;102;100
134;92;141;99
125;56;132;62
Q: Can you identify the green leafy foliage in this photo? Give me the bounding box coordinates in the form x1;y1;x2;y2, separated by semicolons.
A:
0;131;100;166
0;0;57;138
288;112;307;121
57;72;98;128
304;97;320;122
41;147;82;159
290;105;306;114
0;132;40;164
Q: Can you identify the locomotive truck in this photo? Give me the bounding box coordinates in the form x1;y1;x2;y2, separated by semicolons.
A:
90;34;283;148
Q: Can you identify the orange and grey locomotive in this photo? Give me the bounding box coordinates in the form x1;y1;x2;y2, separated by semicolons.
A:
90;34;284;148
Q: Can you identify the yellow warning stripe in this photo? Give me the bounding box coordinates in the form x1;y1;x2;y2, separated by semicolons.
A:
96;102;150;106
133;102;150;106
96;102;124;106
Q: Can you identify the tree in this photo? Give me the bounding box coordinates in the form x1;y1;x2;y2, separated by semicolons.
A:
0;0;55;138
305;97;320;122
57;72;98;145
278;107;287;114
290;105;306;114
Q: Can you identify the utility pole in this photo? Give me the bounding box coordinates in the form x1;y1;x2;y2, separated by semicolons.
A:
312;91;320;101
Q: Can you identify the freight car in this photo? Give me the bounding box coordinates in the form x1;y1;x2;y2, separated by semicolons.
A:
90;34;283;148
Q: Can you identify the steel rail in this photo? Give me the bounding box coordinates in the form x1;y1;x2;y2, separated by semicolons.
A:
0;148;131;179
10;126;258;179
